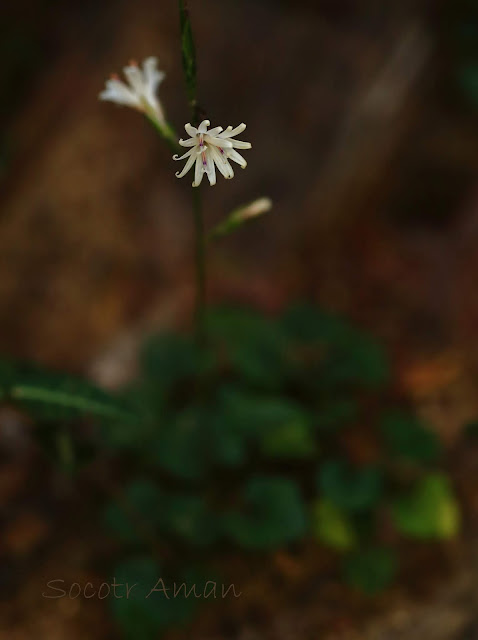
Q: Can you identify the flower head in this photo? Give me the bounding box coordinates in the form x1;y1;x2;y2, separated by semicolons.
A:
173;120;252;187
99;57;167;129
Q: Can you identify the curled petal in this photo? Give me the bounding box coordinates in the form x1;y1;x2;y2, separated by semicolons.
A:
173;148;195;161
220;123;246;138
218;126;233;137
175;152;196;178
185;123;198;137
230;139;252;149
179;137;197;147
198;119;211;134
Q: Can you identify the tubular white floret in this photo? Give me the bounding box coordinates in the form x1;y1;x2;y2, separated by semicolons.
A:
99;57;167;128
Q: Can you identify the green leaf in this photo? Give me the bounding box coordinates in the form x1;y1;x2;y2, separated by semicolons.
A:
281;304;389;389
281;304;352;345
311;499;357;551
207;386;269;466
322;334;389;389
207;307;289;389
0;359;135;424
208;412;246;467
160;493;219;546
318;460;383;512
99;384;158;452
217;387;298;436
380;410;441;463
391;473;461;539
261;418;317;458
178;0;197;107
140;333;213;393
154;407;209;479
111;557;197;638
343;547;397;595
12;381;129;421
211;386;315;462
224;475;307;550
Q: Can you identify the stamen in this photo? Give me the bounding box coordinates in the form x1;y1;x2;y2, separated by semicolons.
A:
110;73;120;80
129;59;138;67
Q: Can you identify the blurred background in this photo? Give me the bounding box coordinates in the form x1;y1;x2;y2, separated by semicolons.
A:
2;0;478;638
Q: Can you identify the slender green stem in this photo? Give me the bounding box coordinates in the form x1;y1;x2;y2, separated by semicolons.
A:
178;0;207;344
147;116;180;154
192;187;206;343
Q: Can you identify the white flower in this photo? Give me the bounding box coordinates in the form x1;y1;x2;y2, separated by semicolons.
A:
173;119;252;187
99;57;167;128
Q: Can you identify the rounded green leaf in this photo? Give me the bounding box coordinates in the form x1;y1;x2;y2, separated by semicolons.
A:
281;304;352;345
154;408;209;479
311;499;357;551
140;333;214;391
281;304;389;389
211;386;315;463
380;410;441;463
206;307;289;389
160;493;219;546
318;460;383;512
261;419;317;458
391;473;460;539
224;475;307;550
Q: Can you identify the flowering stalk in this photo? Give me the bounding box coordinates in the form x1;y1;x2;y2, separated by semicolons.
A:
178;0;207;344
146;115;180;154
100;3;259;346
